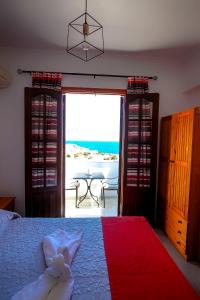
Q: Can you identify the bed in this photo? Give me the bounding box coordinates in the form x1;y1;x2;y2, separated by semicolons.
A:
0;214;199;300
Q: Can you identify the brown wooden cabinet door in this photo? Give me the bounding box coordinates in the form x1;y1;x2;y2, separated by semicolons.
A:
169;114;179;162
25;88;65;217
167;161;175;209
172;163;191;219
120;93;159;226
170;110;194;219
174;111;193;163
160;116;172;160
160;111;193;220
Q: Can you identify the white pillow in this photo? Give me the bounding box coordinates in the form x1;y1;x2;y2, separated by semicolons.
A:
0;209;21;220
0;210;21;236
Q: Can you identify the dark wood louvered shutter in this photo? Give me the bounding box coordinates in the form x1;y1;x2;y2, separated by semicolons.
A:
25;88;65;217
157;116;172;227
119;93;159;225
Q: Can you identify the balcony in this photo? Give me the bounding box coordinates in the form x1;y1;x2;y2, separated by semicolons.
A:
65;158;119;217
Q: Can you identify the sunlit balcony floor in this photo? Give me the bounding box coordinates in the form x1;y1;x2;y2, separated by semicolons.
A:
65;190;118;218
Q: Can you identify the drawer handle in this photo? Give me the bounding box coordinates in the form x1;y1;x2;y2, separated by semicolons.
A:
177;230;181;234
178;220;182;224
177;241;181;245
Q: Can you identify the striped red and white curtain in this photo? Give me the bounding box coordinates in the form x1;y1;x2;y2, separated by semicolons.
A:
126;77;152;188
127;76;149;94
32;72;62;90
31;93;58;188
30;72;62;190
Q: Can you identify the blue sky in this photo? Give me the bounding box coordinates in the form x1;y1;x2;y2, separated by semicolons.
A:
65;93;121;141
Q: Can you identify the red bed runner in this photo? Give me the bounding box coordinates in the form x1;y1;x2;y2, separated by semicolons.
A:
102;216;199;300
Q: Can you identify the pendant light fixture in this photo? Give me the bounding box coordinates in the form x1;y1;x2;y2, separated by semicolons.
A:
66;0;104;62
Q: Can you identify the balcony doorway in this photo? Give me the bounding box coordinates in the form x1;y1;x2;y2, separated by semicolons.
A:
64;91;121;217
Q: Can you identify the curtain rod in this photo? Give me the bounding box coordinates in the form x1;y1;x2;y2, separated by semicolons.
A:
17;68;158;80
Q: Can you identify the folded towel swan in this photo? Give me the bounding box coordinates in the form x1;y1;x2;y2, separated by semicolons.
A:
12;229;83;300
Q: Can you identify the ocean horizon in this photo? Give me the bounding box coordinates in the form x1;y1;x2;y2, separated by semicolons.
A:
66;140;119;154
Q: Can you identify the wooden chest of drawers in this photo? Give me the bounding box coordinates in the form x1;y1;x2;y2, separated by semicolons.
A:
0;197;15;211
164;208;188;257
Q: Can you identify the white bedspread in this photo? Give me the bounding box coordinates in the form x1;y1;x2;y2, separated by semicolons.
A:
12;229;82;300
0;218;111;300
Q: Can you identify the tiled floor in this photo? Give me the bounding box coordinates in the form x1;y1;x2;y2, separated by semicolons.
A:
156;229;200;295
65;189;118;217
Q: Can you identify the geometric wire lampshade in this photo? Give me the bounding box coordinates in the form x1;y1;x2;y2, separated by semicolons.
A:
66;0;104;62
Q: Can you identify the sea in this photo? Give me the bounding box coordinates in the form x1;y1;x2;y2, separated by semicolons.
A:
66;140;119;154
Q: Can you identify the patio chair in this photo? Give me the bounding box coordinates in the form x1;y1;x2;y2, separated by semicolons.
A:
100;177;118;208
65;180;80;208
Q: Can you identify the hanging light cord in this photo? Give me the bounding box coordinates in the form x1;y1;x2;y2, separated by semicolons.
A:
85;0;87;23
66;0;104;61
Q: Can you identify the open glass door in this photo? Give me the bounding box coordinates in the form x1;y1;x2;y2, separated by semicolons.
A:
64;92;121;217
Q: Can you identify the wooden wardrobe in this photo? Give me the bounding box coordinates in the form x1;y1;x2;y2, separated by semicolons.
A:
158;107;200;260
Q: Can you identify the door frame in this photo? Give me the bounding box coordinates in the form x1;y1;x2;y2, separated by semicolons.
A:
62;87;126;215
62;87;126;95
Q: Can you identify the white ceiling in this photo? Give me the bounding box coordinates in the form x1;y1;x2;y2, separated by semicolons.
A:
0;0;200;52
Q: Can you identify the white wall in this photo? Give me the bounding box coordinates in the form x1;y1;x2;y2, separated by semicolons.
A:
180;46;200;106
181;46;200;91
0;46;197;214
